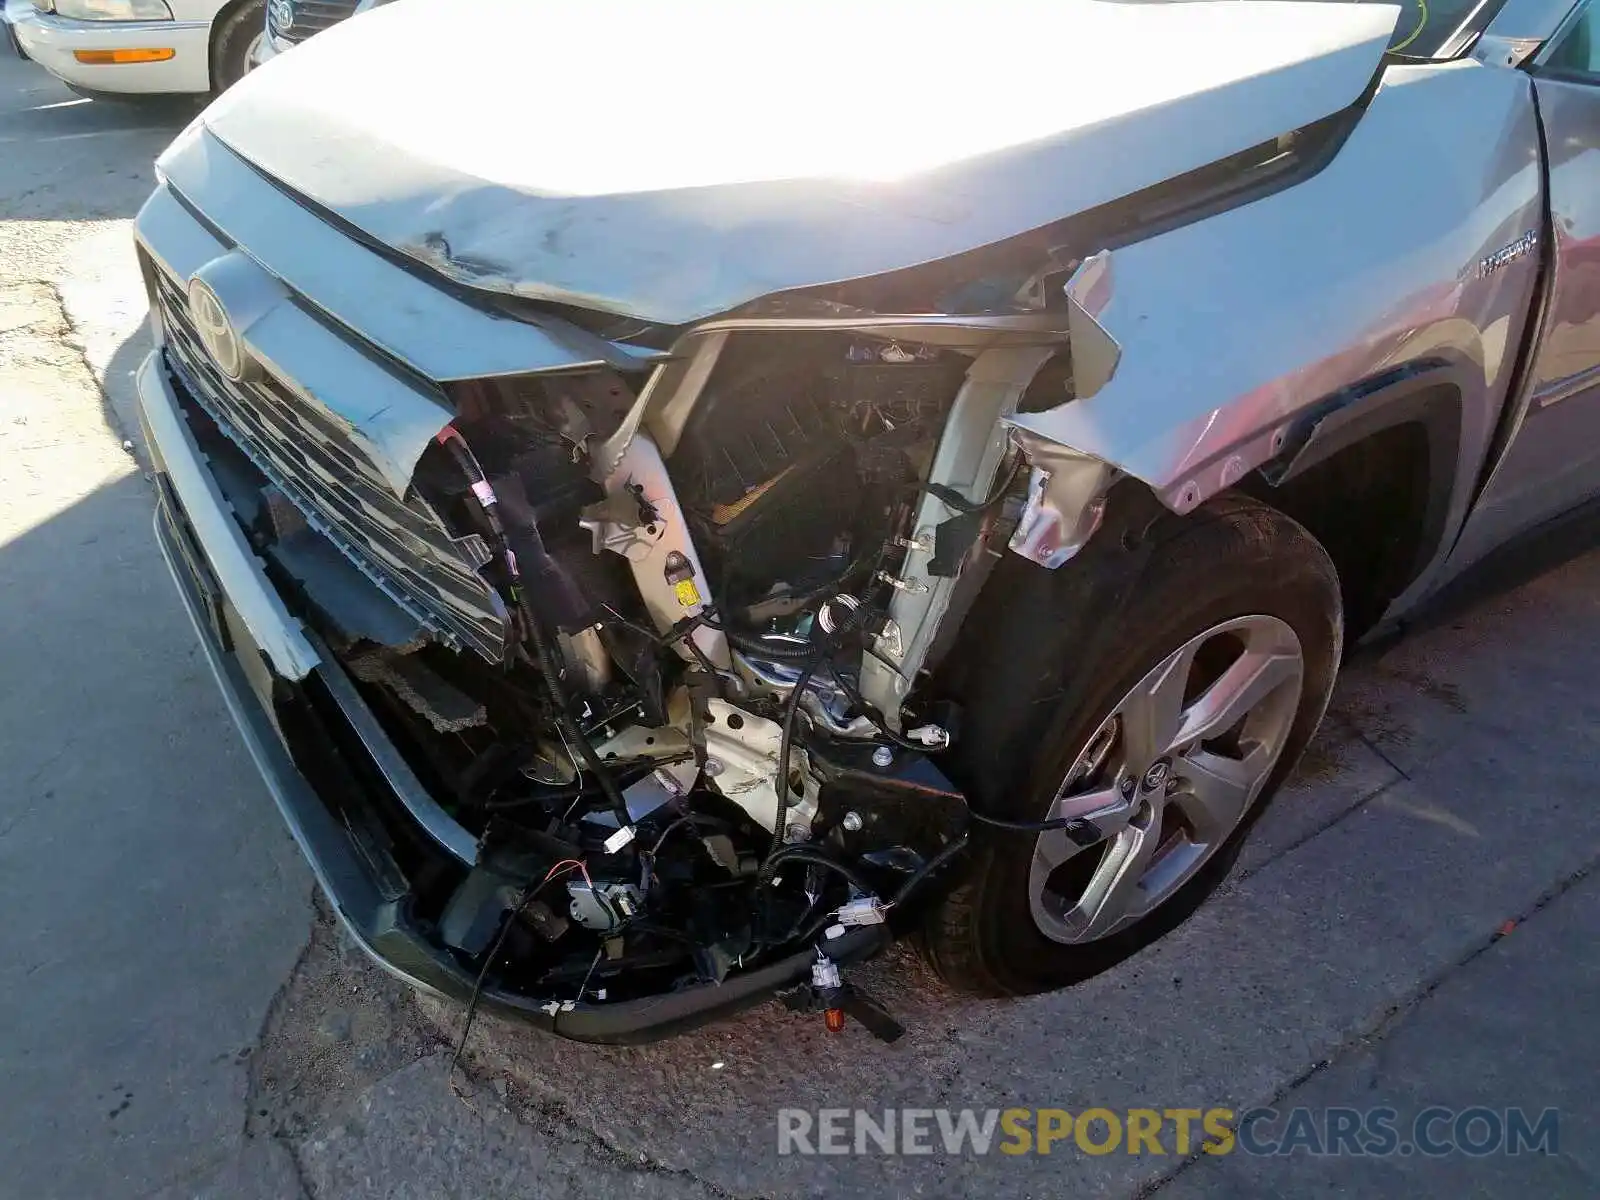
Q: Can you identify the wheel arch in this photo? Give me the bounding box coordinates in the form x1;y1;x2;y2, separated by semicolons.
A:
1000;355;1473;649
1248;360;1467;637
206;0;264;92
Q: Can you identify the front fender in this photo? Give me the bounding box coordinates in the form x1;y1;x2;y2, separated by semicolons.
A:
1007;59;1544;603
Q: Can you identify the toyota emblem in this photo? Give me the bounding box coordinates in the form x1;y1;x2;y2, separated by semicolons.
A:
187;278;244;381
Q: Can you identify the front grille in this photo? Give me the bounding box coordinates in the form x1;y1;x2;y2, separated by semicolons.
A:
269;0;360;44
150;263;508;662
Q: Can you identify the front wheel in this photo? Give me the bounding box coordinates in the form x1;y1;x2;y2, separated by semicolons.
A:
924;495;1343;995
210;0;267;93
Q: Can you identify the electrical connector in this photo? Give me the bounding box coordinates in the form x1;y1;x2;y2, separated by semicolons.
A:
837;896;888;927
602;825;636;854
905;724;951;750
811;954;842;991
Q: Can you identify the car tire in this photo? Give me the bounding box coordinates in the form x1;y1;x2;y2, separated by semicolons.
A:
922;493;1342;996
211;0;266;93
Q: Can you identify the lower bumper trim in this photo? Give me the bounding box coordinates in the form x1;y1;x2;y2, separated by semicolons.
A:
5;16;27;60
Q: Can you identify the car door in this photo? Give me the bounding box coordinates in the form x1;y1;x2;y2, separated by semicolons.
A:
1451;0;1600;564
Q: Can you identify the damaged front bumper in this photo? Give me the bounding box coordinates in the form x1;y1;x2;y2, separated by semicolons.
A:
137;350;888;1044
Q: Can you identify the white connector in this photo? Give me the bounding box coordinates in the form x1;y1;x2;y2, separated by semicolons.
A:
812;955;842;990
905;724;951;749
602;825;637;854
837;896;888;927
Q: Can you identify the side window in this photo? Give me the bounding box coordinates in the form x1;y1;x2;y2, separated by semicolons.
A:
1545;2;1599;78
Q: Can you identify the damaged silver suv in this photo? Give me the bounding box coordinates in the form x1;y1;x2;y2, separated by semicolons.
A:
133;0;1600;1040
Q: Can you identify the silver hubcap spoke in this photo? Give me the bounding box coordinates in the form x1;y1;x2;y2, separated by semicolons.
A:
1120;641;1200;770
1055;782;1128;822
1033;826;1080;875
1028;615;1306;945
1173;645;1301;751
1173;746;1264;844
1035;780;1134;873
1059;804;1162;940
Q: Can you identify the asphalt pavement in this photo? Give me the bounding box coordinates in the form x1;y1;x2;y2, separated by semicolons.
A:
1;51;1596;1199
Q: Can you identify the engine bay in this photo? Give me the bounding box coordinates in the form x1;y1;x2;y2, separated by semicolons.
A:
189;327;1013;1027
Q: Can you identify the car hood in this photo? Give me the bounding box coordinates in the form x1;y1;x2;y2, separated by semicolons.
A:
197;0;1398;326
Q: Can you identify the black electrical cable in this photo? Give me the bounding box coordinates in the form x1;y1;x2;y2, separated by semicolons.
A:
793;908;842;945
753;841;877;950
721;626;822;662
821;661;926;752
448;874;549;1086
759;584;888;877
765;650;824;870
605;606;717;663
437;429;632;830
511;579;633;829
681;625;721;680
448;853;618;1069
729;545;879;624
889;832;971;907
479;753;695;811
764;842;877;894
966;810;1109;836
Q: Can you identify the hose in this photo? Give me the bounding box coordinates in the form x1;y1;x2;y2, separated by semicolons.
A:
721;627;822;662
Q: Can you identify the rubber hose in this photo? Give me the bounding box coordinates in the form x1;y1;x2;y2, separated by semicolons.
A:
721;627;824;662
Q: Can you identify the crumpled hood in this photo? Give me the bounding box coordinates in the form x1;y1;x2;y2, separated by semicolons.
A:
199;0;1397;326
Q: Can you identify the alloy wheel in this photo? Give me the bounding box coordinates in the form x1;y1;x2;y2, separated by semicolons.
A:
1028;614;1305;944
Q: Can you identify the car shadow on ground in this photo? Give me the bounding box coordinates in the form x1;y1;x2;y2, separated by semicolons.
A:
1357;498;1600;662
102;322;154;446
0;472;317;1199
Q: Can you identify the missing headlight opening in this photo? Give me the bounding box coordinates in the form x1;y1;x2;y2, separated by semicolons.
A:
266;327;1055;1034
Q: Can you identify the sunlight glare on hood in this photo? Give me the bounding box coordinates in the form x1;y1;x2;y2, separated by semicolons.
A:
221;0;1401;194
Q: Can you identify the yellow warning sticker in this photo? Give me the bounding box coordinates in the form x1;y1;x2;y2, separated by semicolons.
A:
673;578;702;608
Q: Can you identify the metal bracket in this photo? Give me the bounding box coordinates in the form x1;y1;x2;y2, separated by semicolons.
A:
1007;439;1117;569
705;699;818;837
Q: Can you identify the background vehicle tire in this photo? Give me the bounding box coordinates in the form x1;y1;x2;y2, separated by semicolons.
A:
210;0;266;93
923;494;1342;996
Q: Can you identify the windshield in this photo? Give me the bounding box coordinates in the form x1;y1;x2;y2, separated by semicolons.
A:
1325;0;1504;58
1114;1;1506;60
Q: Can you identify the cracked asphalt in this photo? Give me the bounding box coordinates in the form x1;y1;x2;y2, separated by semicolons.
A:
2;51;1597;1200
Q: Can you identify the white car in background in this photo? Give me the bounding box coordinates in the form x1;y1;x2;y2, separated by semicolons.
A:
5;0;264;97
